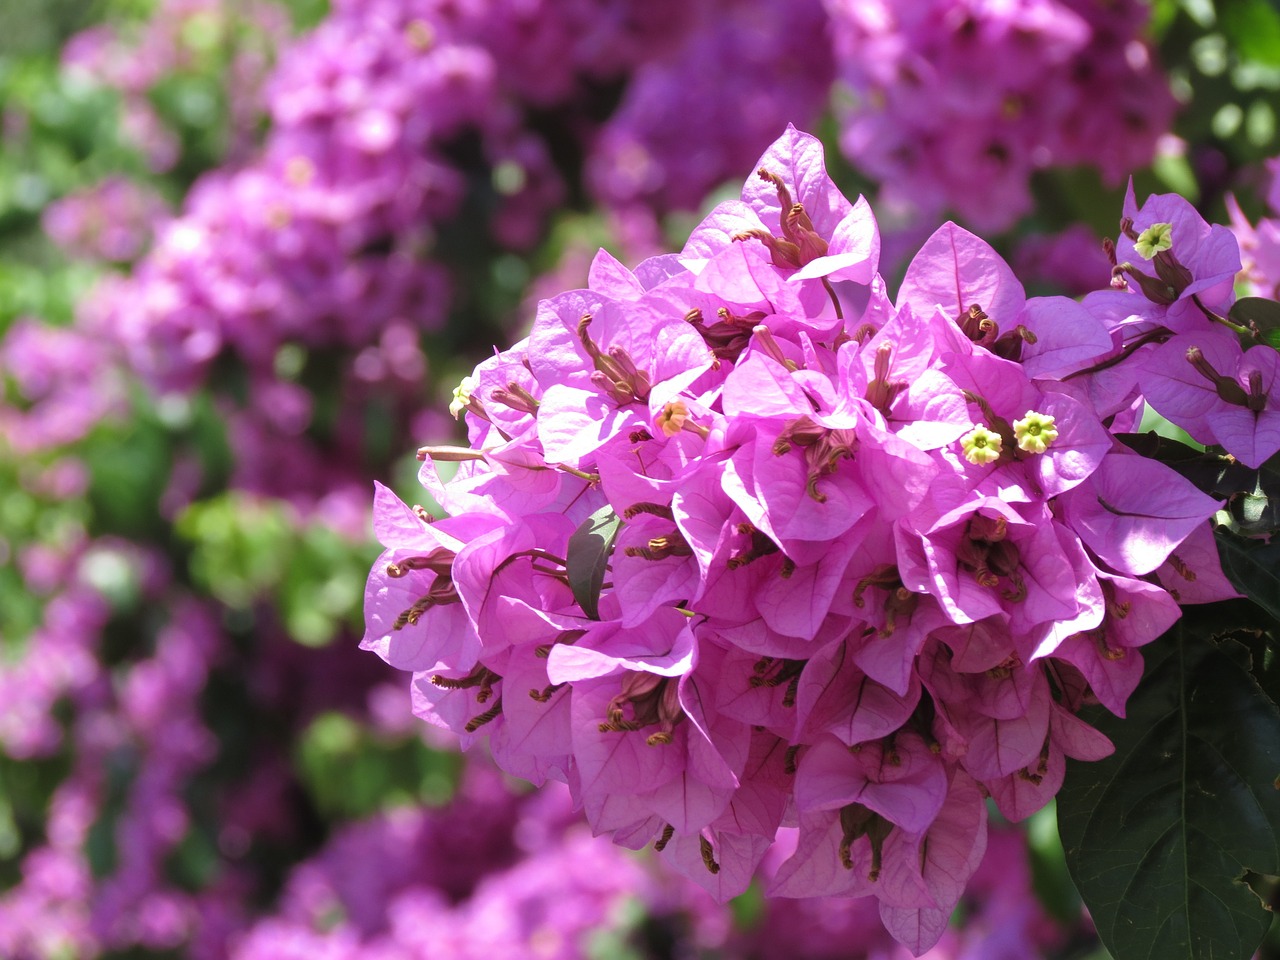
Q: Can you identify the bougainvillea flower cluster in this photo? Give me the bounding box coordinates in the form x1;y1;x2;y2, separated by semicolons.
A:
1090;186;1280;470
826;0;1176;229
363;127;1233;953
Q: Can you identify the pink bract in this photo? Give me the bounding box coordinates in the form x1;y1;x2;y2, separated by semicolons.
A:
363;127;1230;955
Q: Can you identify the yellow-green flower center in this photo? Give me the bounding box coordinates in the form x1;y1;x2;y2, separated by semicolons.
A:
1134;222;1173;260
960;425;1004;465
449;375;478;418
1013;411;1058;454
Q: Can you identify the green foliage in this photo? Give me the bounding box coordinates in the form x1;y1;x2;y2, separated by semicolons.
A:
0;750;71;890
86;412;175;541
85;747;139;879
281;524;375;647
1230;298;1280;349
0;465;84;648
1216;528;1280;622
1218;0;1280;69
0;0;99;57
165;822;222;892
1059;624;1280;960
728;880;766;929
177;492;376;646
295;712;460;819
566;505;621;621
177;493;295;608
1154;0;1280;190
1026;801;1084;926
277;0;329;31
0;58;129;332
585;896;649;960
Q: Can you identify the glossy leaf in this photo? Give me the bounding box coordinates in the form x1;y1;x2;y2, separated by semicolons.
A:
1058;626;1280;960
566;505;621;620
1216;526;1280;623
1230;297;1280;338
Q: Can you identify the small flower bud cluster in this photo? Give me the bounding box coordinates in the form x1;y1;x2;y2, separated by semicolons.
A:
363;127;1232;952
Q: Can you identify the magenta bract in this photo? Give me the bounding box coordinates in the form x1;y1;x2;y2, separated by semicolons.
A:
363;128;1229;954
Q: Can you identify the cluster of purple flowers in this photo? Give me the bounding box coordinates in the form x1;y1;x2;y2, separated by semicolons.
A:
583;0;833;248
363;127;1245;953
0;320;125;455
32;0;1185;544
89;10;451;396
826;0;1177;230
91;0;1180;413
11;0;1272;953
0;517;417;958
750;822;1084;959
0;563;224;957
81;0;731;520
90;0;724;395
1107;185;1280;469
41;177;172;265
226;760;1079;960
0;511;1084;960
226;775;684;960
63;0;290;171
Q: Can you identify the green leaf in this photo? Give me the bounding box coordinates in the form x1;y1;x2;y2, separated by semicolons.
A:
280;0;330;30
1229;297;1280;341
1027;801;1084;924
1115;432;1225;493
295;712;461;818
729;880;766;929
1215;527;1280;623
1058;626;1280;960
87;415;172;539
1241;869;1280;913
1153;153;1199;201
1220;0;1280;67
566;505;621;620
176;493;294;608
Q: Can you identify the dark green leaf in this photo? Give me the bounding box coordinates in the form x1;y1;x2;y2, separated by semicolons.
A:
1230;297;1280;339
566;505;621;620
280;0;331;30
1216;527;1280;623
87;416;172;539
1182;599;1280;707
85;750;137;879
166;826;221;891
1059;626;1280;960
1115;432;1204;462
1241;869;1280;913
1115;432;1229;494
